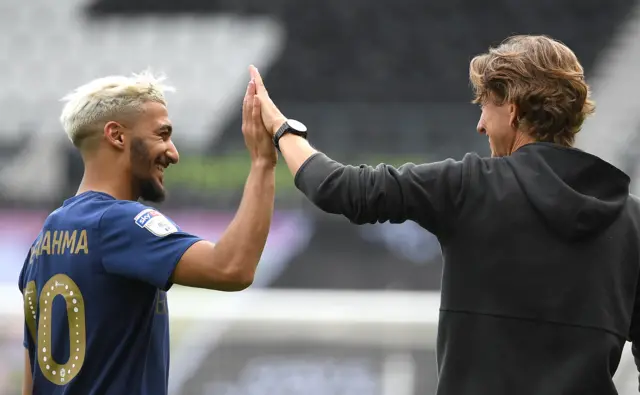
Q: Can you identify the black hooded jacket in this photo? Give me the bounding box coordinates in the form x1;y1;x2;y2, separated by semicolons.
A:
295;142;640;395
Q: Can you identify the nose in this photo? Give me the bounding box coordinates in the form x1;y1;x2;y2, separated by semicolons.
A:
476;121;486;135
166;140;180;165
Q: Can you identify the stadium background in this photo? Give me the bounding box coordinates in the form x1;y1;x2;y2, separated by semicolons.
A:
1;0;640;393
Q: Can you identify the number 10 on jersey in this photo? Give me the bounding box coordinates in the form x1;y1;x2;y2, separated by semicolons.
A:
23;274;87;385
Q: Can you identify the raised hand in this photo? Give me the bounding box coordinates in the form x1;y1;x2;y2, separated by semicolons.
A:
249;65;288;136
241;75;277;166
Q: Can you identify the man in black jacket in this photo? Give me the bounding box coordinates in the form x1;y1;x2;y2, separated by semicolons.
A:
246;34;640;394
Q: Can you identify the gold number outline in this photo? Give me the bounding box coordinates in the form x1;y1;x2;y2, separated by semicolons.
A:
24;274;87;385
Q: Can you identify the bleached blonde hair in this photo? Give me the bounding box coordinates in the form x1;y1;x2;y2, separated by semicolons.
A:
59;70;175;148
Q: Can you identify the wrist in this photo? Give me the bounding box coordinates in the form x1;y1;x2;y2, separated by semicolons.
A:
278;132;304;146
270;117;288;136
250;157;277;170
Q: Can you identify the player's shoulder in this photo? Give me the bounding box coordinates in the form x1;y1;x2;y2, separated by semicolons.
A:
101;200;165;222
102;199;152;218
101;201;180;238
47;191;122;229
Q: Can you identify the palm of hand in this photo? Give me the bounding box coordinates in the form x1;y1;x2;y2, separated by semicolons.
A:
248;65;287;136
241;76;277;165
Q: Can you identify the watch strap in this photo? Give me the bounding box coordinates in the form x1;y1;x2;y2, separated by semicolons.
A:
273;122;290;151
273;121;307;151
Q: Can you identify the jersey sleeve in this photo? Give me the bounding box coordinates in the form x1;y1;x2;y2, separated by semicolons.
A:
99;201;203;290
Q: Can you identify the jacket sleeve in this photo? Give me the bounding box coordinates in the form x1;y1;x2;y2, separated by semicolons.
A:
630;273;640;390
294;152;469;237
630;302;640;390
628;195;640;390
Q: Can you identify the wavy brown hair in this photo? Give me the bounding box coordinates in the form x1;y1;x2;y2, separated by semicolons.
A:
469;35;595;146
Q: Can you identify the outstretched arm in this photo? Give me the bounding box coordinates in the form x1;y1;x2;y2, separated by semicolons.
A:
172;158;274;290
170;77;277;290
249;66;467;236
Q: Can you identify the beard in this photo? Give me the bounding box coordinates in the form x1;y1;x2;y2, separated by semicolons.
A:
138;177;166;203
130;137;167;203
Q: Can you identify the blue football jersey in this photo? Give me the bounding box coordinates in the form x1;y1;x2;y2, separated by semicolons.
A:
18;191;202;395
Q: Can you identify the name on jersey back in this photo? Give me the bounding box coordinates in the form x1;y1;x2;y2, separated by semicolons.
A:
29;229;89;263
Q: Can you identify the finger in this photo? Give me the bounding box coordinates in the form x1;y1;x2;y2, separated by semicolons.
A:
252;95;262;124
242;80;254;126
249;65;259;81
249;65;267;95
248;78;256;96
241;81;250;126
246;81;255;115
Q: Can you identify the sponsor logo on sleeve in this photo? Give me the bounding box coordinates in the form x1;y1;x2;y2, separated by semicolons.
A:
134;208;179;237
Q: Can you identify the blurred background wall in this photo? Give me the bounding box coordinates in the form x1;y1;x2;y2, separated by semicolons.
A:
1;0;640;393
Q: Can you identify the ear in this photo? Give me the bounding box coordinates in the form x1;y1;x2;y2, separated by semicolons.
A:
508;103;519;130
104;121;125;150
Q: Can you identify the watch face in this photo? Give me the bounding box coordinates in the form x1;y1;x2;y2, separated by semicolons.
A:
287;119;307;132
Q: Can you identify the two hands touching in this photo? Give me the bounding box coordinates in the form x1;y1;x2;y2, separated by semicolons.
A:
241;65;287;167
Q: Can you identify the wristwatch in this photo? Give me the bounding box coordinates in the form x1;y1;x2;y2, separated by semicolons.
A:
273;119;308;151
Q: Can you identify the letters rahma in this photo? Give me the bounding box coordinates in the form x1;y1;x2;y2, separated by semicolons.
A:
30;230;89;263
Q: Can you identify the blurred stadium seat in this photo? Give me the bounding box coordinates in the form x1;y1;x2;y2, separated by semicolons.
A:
1;0;640;393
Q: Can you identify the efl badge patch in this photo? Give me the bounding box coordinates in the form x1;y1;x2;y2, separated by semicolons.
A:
134;208;178;237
